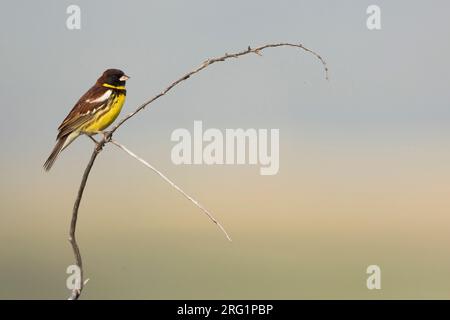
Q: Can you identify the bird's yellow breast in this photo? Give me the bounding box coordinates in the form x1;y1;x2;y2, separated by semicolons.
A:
83;92;126;133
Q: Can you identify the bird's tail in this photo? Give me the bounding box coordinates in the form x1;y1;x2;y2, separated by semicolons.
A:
43;132;78;171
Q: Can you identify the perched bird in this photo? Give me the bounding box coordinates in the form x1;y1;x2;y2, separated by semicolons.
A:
44;69;129;171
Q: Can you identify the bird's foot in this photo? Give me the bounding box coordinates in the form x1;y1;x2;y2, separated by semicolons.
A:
101;130;112;142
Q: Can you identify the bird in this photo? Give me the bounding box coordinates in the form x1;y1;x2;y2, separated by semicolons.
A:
44;69;129;171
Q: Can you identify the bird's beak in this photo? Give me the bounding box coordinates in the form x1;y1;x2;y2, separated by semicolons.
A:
119;75;130;81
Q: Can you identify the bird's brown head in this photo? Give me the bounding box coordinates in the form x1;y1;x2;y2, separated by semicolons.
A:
98;69;130;87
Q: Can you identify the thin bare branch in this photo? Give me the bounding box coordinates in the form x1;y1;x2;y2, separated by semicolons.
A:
110;139;232;242
68;142;103;300
67;42;328;299
107;42;328;137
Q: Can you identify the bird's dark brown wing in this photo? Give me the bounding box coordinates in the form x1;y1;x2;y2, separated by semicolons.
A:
57;84;112;138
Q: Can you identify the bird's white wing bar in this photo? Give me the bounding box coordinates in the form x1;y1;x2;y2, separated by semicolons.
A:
86;90;112;103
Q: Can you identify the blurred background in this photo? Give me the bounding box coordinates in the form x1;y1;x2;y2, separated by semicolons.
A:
1;0;450;299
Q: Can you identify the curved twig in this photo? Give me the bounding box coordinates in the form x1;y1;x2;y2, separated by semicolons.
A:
108;43;328;137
